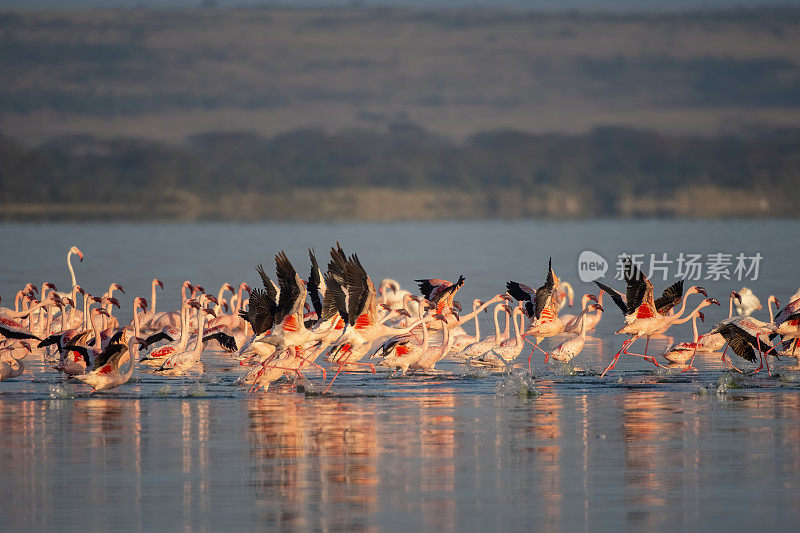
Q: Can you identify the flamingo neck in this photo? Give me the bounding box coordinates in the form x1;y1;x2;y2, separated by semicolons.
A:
671;302;707;326
454;296;499;326
492;303;503;338
670;290;695;321
122;339;139;383
691;312;699;343
177;304;191;352
90;312;103;350
151;281;158;316
769;297;777;323
728;295;734;319
194;310;207;354
67;250;77;288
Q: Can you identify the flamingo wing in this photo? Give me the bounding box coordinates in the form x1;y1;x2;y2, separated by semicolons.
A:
308;249;325;319
717;323;758;362
534;258;558;319
655;280;684;315
506;280;535;317
274;251;306;325
622;258;655;317
345;253;373;326
775;299;800;326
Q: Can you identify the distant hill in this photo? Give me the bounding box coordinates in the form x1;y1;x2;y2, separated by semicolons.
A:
1;8;799;144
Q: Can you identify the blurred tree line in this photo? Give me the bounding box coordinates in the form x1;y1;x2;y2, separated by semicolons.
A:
1;125;798;219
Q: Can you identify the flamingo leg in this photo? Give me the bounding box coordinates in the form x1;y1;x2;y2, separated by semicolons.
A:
681;346;699;373
600;339;631;378
757;336;770;376
643;336;650;356
294;351;326;382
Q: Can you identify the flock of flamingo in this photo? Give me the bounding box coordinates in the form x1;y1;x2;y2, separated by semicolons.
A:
1;244;799;393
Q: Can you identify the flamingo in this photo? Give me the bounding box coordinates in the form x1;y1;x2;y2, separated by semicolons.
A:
473;305;526;370
0;341;32;381
734;287;762;316
662;308;705;370
140;299;199;366
562;293;600;334
76;337;143;392
409;314;457;372
696;291;743;352
594;258;714;376
67;246;83;289
462;302;511;359
156;306;216;374
549;303;605;364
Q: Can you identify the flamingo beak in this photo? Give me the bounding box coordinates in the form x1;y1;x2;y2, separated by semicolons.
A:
21;341;32;352
116;284;126;294
76;249;84;261
696;287;707;297
595;304;604;312
156;279;164;289
698;311;705;322
588;294;599;303
243;283;252;293
708;298;720;306
731;291;741;303
108;297;120;308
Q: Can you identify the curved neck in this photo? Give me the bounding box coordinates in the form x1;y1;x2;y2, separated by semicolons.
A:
670;290;695;320
177;304;191;351
67;250;77;288
728;295;734;319
511;308;522;344
769;297;778;323
193;310;207;354
90;311;104;350
123;339;138;382
670;302;707;326
492;303;503;338
454;297;500;326
691;312;699;343
132;304;142;338
216;285;228;315
151;281;158;315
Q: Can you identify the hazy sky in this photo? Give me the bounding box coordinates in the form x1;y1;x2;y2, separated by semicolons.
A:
1;0;797;11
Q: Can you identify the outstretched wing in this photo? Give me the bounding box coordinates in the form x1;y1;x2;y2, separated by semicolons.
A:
594;281;627;314
274;251;305;325
717;323;758;362
308;249;325;319
655;280;684;315
506;280;535;317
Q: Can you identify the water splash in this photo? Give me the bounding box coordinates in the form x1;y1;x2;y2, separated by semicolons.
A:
186;384;206;398
48;383;74;399
155;385;172;397
496;371;538;398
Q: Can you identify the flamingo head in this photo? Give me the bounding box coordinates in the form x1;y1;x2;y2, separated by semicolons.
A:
89;296;102;304
186;299;201;310
695;287;708;297
135;297;148;311
182;280;193;290
396;309;411;318
730;291;742;304
705;298;721;307
589;303;604;312
194;285;205;294
154;279;164;289
452;300;462;312
19;341;33;352
104;297;121;309
240;282;251;294
70;246;84;261
221;300;230;312
113;283;125;294
95;308;110;317
24;283;38;294
44;282;57;291
74;285;85;295
433;313;447;322
698;311;705;322
587;294;599;303
63;297;75;308
224;283;235;292
203;308;217;318
769;295;780;308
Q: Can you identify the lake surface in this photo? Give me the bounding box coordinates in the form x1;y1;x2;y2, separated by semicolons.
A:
2;220;800;530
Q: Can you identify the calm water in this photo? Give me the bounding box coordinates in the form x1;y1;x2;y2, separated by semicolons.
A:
2;220;800;530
